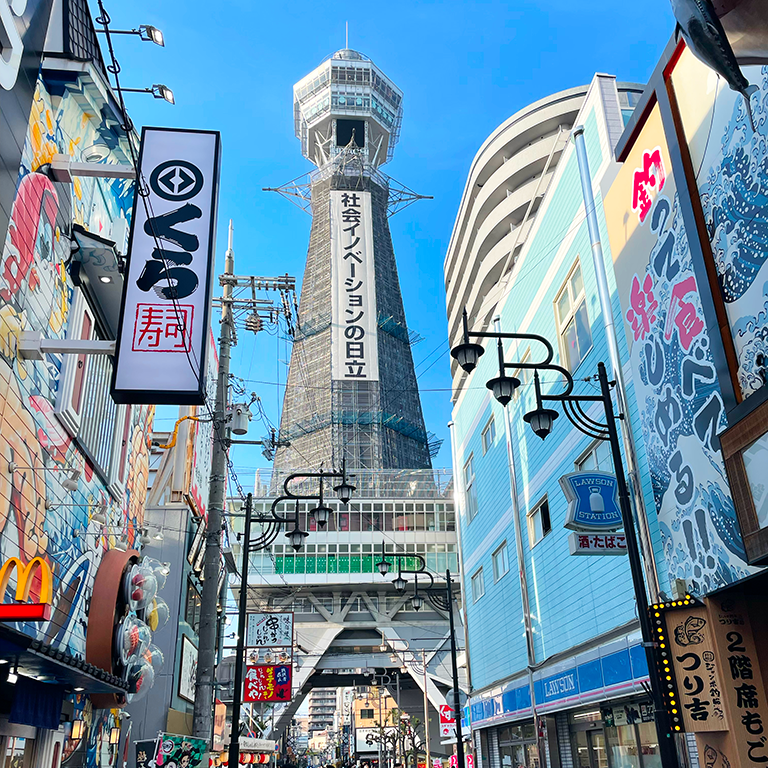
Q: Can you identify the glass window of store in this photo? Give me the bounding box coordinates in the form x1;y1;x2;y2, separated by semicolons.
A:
570;703;660;768
3;737;27;768
498;723;538;768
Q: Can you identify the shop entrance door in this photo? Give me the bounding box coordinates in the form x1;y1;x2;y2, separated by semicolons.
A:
575;730;608;768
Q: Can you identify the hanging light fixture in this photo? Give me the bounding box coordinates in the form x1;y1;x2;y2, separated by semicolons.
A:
486;338;519;407
109;726;120;745
376;540;390;576
310;477;332;528
450;309;485;373
139;528;151;546
523;405;558;439
62;469;81;492
333;458;355;505
523;371;558;439
114;534;128;552
92;500;107;525
392;574;407;593
285;523;309;552
71;720;84;740
411;593;424;612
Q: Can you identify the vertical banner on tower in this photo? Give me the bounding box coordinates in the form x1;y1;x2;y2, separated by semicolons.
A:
330;190;379;381
112;128;221;405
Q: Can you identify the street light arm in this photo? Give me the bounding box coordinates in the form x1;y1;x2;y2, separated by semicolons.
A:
466;328;556;366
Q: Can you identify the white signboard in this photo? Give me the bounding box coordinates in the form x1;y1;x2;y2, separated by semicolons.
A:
246;612;294;647
238;738;278;752
330;190;379;381
568;532;628;556
113;127;221;405
355;727;396;753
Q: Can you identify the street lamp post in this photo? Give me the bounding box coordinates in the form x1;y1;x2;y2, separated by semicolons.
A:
228;466;356;768
383;558;466;768
450;316;679;768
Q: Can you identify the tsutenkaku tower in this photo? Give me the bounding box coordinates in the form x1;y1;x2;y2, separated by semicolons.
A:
271;48;433;473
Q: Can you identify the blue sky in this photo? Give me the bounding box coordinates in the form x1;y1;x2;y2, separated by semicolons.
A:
100;0;676;481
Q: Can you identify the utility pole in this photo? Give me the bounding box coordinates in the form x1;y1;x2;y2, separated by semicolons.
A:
193;221;235;739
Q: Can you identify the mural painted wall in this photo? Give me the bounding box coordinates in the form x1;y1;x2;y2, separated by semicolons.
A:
670;50;768;400
604;104;753;593
0;74;153;766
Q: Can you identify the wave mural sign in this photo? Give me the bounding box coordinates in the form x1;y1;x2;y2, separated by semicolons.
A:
669;52;768;401
604;103;751;593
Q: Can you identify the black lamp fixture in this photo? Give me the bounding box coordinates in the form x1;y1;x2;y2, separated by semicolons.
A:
285;523;309;552
523;370;559;439
376;540;390;576
486;338;520;407
333;458;356;504
392;574;407;593
411;576;423;611
285;500;309;551
451;309;485;373
310;478;332;528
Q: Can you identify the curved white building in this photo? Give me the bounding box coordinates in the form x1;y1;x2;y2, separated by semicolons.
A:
444;81;643;388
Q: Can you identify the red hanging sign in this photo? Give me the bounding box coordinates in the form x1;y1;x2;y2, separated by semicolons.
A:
243;664;292;702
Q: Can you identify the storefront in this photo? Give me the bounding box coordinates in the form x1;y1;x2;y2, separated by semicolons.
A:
566;700;659;768
467;634;661;768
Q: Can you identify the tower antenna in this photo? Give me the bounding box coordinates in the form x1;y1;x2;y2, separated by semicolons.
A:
345;21;348;49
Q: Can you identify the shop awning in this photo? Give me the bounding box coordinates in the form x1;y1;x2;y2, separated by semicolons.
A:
0;622;128;694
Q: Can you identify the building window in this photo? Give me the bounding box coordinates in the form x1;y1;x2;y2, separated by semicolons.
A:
464;454;478;521
527;497;551;547
54;289;126;490
360;709;374;719
721;404;768;564
555;261;592;372
492;541;509;582
576;440;613;472
471;568;485;602
481;416;496;455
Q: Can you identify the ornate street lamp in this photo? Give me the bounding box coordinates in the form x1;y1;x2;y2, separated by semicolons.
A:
450;309;676;757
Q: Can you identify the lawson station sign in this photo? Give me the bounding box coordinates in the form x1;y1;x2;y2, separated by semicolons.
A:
559;470;626;556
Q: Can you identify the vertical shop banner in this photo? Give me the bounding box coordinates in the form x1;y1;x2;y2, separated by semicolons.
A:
694;595;768;768
603;104;750;592
330;190;379;381
243;664;292;702
439;704;456;738
112;128;221;405
246;612;293;647
0;0;55;246
668;50;768;400
135;740;158;768
666;604;727;732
